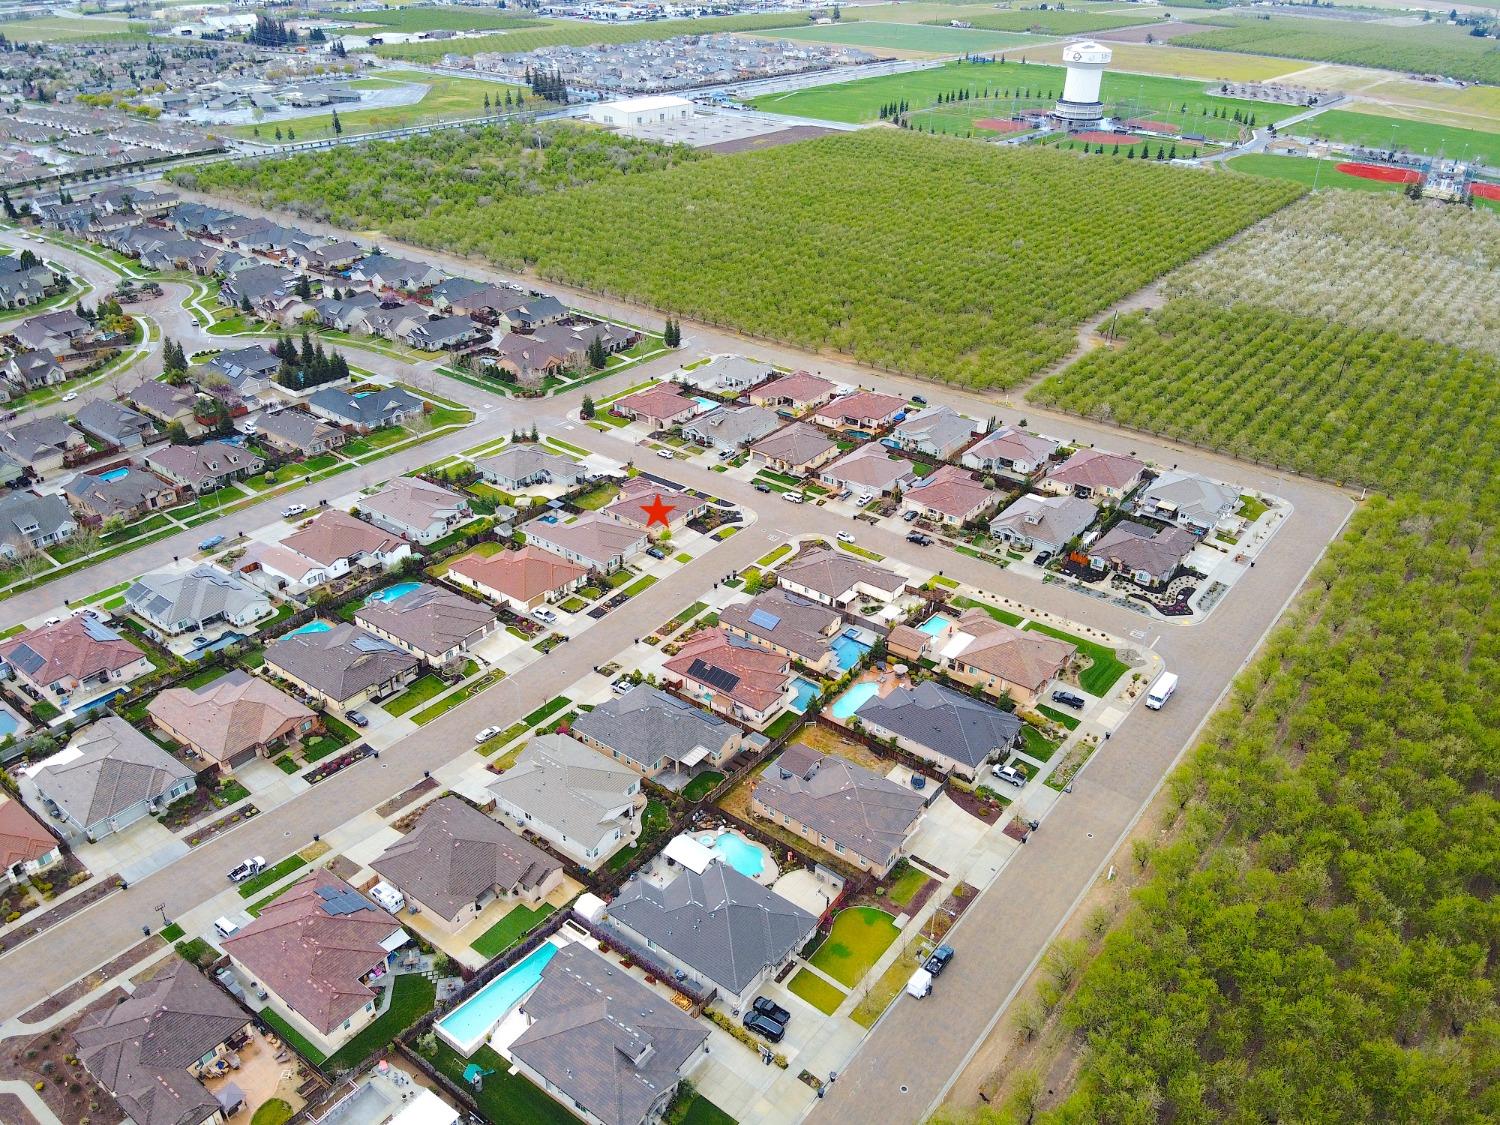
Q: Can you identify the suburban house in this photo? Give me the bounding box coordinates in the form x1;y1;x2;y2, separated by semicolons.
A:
26;716;195;841
218;263;297;311
406;313;482;351
891;405;982;460
145;441;264;494
475;445;586;491
508;943;709;1125
0;256;55;310
355;476;473;544
748;371;835;412
147;670;317;775
601;476;708;534
484;333;578;382
12;309;92;355
890;607;1075;708
263;623;420;710
75;959;253;1125
663;628;794;729
309;291;381;332
353;582;498;667
357;303;428;342
819;443;916;498
812;390;907;433
349;254;445;291
370;796;563;932
525;513;645;574
962;427;1059;477
718;587;848;675
901;465;996;527
300;239;364;272
0;416;85;477
852;681;1023;781
128;381;200;430
572;685;742;780
1137;472;1241;535
610;383;697;430
671;354;773;395
308;386;424;433
501;295;568;331
446;545;589;614
447;283;529;318
64;467;179;524
0;491;76;558
990;493;1098;554
1088;520;1197;586
207;344;280;384
222;870;410;1058
0;615;152;710
776;547;908;609
426;277;487;310
124;564;273;638
3;349;64;393
254;408;345;456
748;422;840;476
752;743;926;876
488;734;642;870
604;861;817;1010
0;797;61;886
681;403;781;452
278;509;412;578
1042;448;1147;501
72;400;156;450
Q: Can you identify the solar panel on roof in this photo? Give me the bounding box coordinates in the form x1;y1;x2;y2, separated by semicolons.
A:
80;618;122;642
748;609;781;632
687;659;740;694
316;885;376;916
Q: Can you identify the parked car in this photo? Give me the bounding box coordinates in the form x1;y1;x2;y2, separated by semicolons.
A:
783;491;804;504
906;532;933;546
198;534;225;551
61;391;78;402
836;531;856;544
1051;689;1086;710
646;546;668;560
281;503;307;518
911;395;928;406
532;607;558;624
611;678;633;694
752;996;791;1025
1034;550;1052;566
857;492;874;506
992;762;1027;788
227;856;266;883
924;944;954;976
474;726;502;744
346;710;369;728
742;1011;785;1043
902;509;920;523
718;448;736;460
754;482;772;494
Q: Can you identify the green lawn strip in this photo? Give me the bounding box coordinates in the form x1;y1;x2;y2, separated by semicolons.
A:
1239;493;1270;523
680;771;725;803
597;378;658;406
543;436;590;457
884;862;929;908
605;797;672;872
756;543;794;566
668;1092;737;1125
159;922;185;942
787;969;847;1015
411;670;503;724
382;673;448;716
837;542;884;562
0;623;26;641
809;907;900;989
1020;724;1062;763
674;552;693;563
572;481;621;510
1037;703;1082;730
605;569;636;589
174;937;214;967
1223;153;1409;194
523;695;573;727
322;974;436;1073
763;709;803;742
470;903;556;959
257;1008;328;1066
1023;622;1127;695
413;1039;581;1123
621;574;658;598
237;855;309;898
951;594;1024;626
274;755;300;775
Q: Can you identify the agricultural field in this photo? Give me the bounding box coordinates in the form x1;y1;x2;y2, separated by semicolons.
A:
226;71;532;142
926;9;1163;35
1176;15;1500;85
760;21;1050;54
372;11;831;60
1021;39;1307;82
335;6;546;32
1288;107;1500;166
186;128;1299;388
0;15;141;40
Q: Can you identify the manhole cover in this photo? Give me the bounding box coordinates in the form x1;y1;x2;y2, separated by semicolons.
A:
899;1085;909;1094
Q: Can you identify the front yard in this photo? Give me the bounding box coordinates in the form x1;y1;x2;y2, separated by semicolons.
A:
807;907;900;989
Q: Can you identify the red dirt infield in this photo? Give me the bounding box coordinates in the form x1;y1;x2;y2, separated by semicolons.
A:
1335;162;1422;184
974;117;1029;134
1470;182;1500;201
1124;118;1181;135
1069;131;1148;146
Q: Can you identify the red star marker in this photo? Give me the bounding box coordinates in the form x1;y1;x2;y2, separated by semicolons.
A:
640;493;676;529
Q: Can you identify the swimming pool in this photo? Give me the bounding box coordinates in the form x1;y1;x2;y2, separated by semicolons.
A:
0;710;18;738
790;677;821;713
366;581;421;605
831;681;881;720
694;396;717;411
435;941;560;1056
288;620;333;636
918;613;953;636
831;628;871;672
699;831;770;879
98;467;130;483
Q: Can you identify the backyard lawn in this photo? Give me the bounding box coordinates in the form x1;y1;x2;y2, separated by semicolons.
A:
413;1040;579;1123
808;907;900;989
323;974;436;1072
680;771;725;802
951;594;1023;626
787;969;847;1015
470;903;556;960
606;798;671;872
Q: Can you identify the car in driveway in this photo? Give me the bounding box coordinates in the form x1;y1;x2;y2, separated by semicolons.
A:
346;710;369;728
743;1010;785;1043
227;856;265;883
474;725;502;744
645;546;668;560
532;607;558;625
1051;689;1086;710
198;534;225;551
1034;550;1052;566
992;762;1027;788
752;995;791;1025
611;677;633;694
902;509;920;522
924;944;954;976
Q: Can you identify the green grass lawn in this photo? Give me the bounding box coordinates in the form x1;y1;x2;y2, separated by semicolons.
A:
413;1039;580;1123
1239;494;1270;523
572;481;621;510
808;907;900;989
382;673;448;716
323;975;436;1072
257;1008;327;1065
1020;724;1062;763
787;969;847;1015
763;709;804;742
765;21;1047;54
411;670;501;724
1;15;141;40
1224;153;1410;194
668;1091;737;1125
237;855;308;898
606;798;671;872
883;862;930;908
251;1098;293;1125
1289;108;1500;168
302;714;357;762
159;922;185;942
951;594;1023;626
1037;704;1082;730
681;771;725;802
470;902;556;959
1024;623;1128;695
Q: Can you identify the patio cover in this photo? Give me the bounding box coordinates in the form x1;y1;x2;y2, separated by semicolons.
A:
676;744;711;768
390;1090;461;1125
663;833;716;874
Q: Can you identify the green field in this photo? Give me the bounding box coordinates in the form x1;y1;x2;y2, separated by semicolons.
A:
229;71;531;142
1289;108;1500;167
0;15;142;40
762;21;1050;54
340;6;545;32
929;9;1162;34
809;907;901;988
374;11;833;60
1177;14;1500;85
1223;153;1412;194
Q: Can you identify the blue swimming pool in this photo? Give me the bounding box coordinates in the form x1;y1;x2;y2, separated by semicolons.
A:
831;681;880;720
699;831;769;879
98;467;130;483
435;941;559;1055
288;620;332;636
831;628;871;672
790;677;821;713
919;613;953;636
366;581;421;605
694;396;717;411
0;710;19;738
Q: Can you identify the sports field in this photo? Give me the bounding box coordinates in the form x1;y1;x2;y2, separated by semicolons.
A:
227;71;530;142
1224;153;1412;193
764;21;1050;54
933;9;1163;34
1290;108;1500;167
1022;40;1304;82
339;6;545;32
0;15;140;40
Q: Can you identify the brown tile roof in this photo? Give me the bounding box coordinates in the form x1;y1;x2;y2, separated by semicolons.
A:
754;371;834;405
614;383;694;422
952;608;1075;692
353;583;496;657
776;547;907;601
904;464;992;519
146;669;314;765
447;545;587;603
280;509;408;567
0;796;57;871
0;614;145;687
749;422;837;467
370;796;561;923
33;717;194;829
223;869;403;1034
815;390;907;425
1046;448;1145;492
664;628;790;714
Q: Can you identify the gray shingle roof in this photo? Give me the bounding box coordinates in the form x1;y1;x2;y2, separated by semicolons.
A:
353;582;495;657
33;716;194;828
488;734;638;848
0;491;73;551
607;863;816;997
125;564;266;631
718;588;840;665
572;686;736;771
264;622;418;704
854;681;1022;771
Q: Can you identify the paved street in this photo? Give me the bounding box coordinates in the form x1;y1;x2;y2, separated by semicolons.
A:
0;215;1354;1122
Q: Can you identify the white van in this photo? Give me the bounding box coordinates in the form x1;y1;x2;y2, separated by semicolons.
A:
1145;671;1178;710
213;916;241;939
906;967;933;999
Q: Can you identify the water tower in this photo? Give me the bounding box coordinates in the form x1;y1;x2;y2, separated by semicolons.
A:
1055;41;1112;129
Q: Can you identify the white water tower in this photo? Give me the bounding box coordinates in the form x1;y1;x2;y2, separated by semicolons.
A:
1055;41;1112;129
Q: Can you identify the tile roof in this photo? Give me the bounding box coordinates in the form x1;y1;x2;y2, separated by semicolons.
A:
663;628;791;715
1046;448;1145;492
613;383;694;422
223;870;403;1034
749;422;837;467
893;404;979;452
753;371;834;405
146;669;314;766
904;464;992;519
0;491;73;550
32;716;194;828
488;734;639;848
475;445;582;485
989;494;1097;548
572;686;736;770
854;681;1022;771
125;564;266;630
264;623;419;704
0;796;57;872
816;390;907;425
280;509;408;567
1141;471;1240;527
0;614;144;687
718;588;841;664
776;547;907;601
254;409;342;449
526;513;644;570
145;441;263;488
356;477;468;532
821;443;916;491
681;404;781;447
949;608;1076;692
1090;520;1197;579
308;386;424;429
370;796;560;923
449;545;587;604
965;426;1058;468
353;582;496;656
64;467;176;518
607;862;816;996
